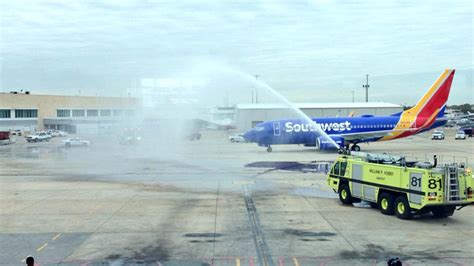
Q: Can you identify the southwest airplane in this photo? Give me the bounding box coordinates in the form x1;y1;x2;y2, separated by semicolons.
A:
243;69;455;152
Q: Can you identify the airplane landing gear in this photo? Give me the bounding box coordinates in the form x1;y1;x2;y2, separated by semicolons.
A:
266;146;272;152
350;144;361;151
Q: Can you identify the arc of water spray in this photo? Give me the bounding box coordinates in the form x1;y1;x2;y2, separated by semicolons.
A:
231;70;340;149
182;61;340;149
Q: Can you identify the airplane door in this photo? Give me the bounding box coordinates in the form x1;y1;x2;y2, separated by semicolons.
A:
273;122;281;136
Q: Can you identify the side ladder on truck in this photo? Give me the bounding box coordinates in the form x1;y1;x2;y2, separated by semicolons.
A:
444;164;466;202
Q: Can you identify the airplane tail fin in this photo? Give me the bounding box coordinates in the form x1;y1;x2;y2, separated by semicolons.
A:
382;69;455;140
403;69;455;127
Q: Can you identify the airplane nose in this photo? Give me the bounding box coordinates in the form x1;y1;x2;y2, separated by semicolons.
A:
243;129;257;143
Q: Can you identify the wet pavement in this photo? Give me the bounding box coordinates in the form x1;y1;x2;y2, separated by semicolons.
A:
1;129;473;265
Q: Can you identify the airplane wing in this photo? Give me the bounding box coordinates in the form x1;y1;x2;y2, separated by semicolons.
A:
338;127;429;142
338;115;449;142
337;130;393;141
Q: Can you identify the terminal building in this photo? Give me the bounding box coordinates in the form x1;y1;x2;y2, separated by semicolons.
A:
1;91;405;134
234;102;404;130
0;92;140;134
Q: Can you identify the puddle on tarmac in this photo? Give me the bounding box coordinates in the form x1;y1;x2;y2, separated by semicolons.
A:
291;187;337;198
245;160;333;174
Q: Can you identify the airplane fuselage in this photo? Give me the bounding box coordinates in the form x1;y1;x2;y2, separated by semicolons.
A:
244;115;446;147
244;69;454;151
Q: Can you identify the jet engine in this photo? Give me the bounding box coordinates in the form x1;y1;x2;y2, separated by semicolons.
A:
316;136;344;150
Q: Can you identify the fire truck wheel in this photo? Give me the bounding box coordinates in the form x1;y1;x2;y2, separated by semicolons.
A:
432;206;456;218
378;192;395;215
338;183;353;205
394;195;412;219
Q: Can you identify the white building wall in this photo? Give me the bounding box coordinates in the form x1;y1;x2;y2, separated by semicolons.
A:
235;106;403;131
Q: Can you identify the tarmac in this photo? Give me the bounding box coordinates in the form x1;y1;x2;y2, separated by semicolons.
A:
0;129;473;265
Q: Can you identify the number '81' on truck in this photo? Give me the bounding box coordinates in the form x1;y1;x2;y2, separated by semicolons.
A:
327;153;473;219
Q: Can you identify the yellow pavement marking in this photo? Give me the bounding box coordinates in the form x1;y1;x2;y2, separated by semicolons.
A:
37;243;48;252
52;233;61;241
292;257;300;266
236;257;241;266
22;202;105;261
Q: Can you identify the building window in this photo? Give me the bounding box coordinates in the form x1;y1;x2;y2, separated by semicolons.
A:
113;109;123;116
0;109;11;118
87;109;98;117
100;109;111;116
57;109;71;117
72;109;85;117
15;109;37;118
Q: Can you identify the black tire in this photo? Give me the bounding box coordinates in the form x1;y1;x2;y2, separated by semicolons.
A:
338;183;353;205
394;195;412;219
266;146;272;152
231;139;235;143
352;145;361;151
378;192;395;215
432;206;456;218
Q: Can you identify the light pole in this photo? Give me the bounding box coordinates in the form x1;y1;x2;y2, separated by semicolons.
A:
225;89;229;106
352;90;355;103
362;74;370;102
254;74;260;104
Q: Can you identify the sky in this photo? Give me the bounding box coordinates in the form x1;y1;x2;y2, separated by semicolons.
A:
0;0;472;106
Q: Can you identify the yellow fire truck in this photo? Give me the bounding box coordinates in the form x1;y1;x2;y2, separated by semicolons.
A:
327;152;473;219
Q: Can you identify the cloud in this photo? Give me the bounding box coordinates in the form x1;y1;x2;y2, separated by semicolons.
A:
0;0;472;104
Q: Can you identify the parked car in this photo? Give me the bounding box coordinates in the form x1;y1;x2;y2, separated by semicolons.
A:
455;130;466;140
10;130;22;136
40;131;53;139
187;133;202;141
229;133;246;143
46;130;58;137
431;130;445;140
46;130;67;137
0;131;15;145
26;132;51;142
57;130;68;137
62;138;91;147
460;127;473;137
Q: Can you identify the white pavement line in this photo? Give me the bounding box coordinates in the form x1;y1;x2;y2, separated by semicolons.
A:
37;242;48;252
52;233;61;241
